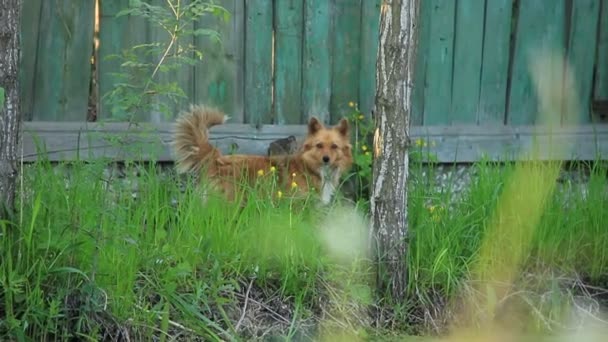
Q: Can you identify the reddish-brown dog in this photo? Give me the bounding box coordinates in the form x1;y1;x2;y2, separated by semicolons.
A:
172;105;353;204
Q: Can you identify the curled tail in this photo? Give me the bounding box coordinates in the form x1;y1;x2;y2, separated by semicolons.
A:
172;105;228;174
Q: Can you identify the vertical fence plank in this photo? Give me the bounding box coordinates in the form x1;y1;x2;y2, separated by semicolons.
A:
358;0;381;119
273;0;304;124
564;0;600;124
98;0;148;120
594;1;608;120
193;0;241;122
330;0;362;123
411;0;431;125
451;0;485;124
32;0;95;121
508;0;565;125
244;0;273;125
145;0;194;123
20;0;43;121
424;0;455;125
478;0;512;125
302;0;332;124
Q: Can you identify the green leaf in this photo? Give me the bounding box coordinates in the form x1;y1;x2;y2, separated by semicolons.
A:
0;87;5;109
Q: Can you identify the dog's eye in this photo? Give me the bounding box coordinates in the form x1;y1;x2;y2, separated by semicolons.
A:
316;143;323;149
331;143;338;149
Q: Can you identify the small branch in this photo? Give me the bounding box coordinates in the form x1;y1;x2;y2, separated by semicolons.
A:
235;278;255;332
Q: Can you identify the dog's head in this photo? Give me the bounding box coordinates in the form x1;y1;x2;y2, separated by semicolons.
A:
301;117;353;173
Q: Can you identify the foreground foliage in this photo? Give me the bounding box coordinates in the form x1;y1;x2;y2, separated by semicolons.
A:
1;156;607;340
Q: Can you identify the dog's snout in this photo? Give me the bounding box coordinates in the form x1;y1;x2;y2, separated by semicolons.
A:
322;155;330;163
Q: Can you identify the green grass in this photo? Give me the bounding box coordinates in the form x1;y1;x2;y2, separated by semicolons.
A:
1;156;607;341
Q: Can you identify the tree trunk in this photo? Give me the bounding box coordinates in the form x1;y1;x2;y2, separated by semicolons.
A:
0;0;21;218
370;0;419;302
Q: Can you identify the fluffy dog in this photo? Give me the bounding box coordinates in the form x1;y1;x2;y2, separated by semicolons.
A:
172;105;353;204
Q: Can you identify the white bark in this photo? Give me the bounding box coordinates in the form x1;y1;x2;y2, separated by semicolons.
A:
371;0;419;301
0;0;21;217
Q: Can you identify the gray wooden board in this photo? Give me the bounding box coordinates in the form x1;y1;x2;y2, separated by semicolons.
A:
21;122;608;163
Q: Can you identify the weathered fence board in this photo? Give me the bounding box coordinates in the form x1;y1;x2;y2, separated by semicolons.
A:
358;0;381;119
423;0;455;125
21;122;608;163
99;0;150;120
565;0;600;125
244;0;273;126
193;0;242;122
147;0;195;123
478;0;512;125
302;0;332;124
411;0;431;126
451;0;485;124
27;0;95;121
20;0;43;121
330;0;362;123
274;0;304;124
508;0;565;125
593;1;608;121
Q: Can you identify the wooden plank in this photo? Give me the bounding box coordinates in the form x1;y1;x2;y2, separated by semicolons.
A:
478;0;512;125
20;0;43;121
507;0;566;125
98;0;148;120
232;0;245;123
411;0;431;125
244;0;273;125
193;0;242;122
21;121;608;163
423;0;456;125
273;0;304;124
451;0;485;124
302;0;332;124
592;0;608;121
563;0;600;124
330;0;362;123
358;0;381;119
145;0;194;123
32;0;96;121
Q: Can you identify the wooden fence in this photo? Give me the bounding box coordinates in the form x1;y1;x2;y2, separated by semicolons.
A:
19;0;608;162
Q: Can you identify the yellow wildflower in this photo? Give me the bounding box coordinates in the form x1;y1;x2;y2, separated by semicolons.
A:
257;169;264;177
365;151;370;156
361;145;368;151
348;101;356;108
358;114;365;120
291;181;298;189
276;190;283;198
415;139;424;147
291;172;297;178
270;166;276;173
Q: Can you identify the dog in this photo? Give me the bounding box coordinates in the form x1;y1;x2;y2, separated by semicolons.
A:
172;105;353;204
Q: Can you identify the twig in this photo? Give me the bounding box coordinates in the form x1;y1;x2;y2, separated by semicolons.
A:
231;292;291;324
134;303;196;334
235;278;254;332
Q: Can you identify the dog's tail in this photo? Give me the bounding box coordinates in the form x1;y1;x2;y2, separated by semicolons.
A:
172;105;228;174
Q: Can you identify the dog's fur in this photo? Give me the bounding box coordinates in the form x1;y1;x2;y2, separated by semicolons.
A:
172;105;353;204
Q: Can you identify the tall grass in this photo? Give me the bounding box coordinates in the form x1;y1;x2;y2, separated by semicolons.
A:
1;154;607;340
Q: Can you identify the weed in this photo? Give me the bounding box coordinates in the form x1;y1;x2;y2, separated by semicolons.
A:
1;152;606;340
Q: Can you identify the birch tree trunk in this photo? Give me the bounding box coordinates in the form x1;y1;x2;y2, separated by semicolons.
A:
0;0;21;218
371;0;419;302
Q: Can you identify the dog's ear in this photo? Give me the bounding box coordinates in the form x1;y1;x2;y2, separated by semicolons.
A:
334;118;349;137
307;117;323;135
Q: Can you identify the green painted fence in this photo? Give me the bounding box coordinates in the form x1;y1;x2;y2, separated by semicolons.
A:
19;0;608;126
